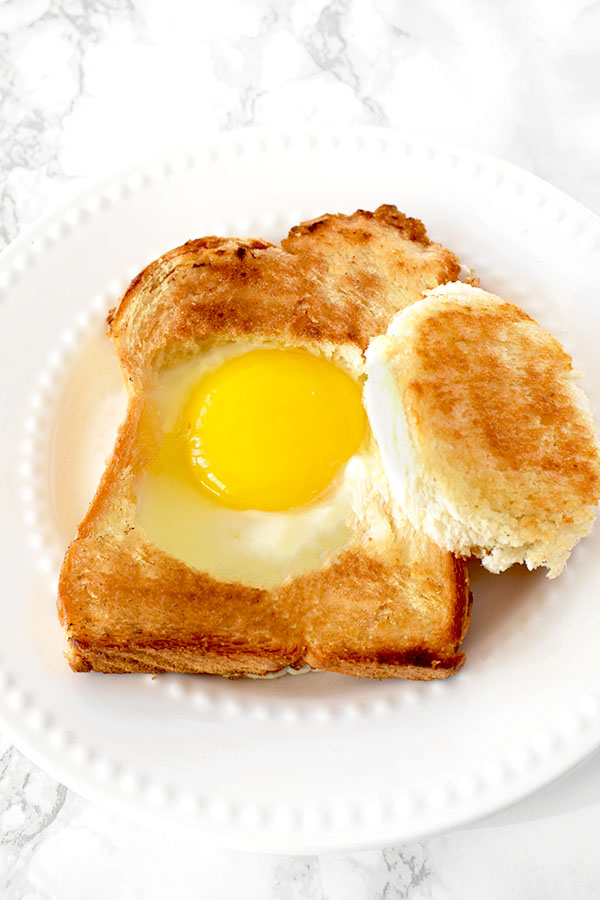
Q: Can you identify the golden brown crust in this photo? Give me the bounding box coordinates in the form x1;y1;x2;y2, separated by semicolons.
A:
59;532;470;677
367;283;600;575
65;646;466;679
107;206;461;388
402;292;600;522
58;206;470;678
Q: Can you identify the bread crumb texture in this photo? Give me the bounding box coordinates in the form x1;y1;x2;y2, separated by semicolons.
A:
367;283;600;577
58;207;472;678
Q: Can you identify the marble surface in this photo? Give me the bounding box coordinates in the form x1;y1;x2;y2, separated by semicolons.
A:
2;0;600;895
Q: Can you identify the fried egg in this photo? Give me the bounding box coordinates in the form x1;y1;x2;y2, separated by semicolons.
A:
136;342;377;589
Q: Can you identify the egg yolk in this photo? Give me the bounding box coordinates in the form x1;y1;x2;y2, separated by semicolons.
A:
172;349;366;511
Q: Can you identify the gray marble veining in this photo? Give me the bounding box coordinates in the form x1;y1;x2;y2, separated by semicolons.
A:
2;0;600;896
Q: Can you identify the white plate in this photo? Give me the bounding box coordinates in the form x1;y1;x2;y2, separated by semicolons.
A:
1;127;600;853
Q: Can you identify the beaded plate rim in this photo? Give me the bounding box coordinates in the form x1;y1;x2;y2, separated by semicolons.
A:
1;126;600;851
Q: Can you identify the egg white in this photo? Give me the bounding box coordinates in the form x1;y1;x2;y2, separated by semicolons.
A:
135;341;376;589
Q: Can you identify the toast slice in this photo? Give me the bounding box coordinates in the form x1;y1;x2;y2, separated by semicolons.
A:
57;206;471;679
365;282;600;577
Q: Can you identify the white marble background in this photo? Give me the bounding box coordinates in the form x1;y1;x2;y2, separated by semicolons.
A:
2;0;600;896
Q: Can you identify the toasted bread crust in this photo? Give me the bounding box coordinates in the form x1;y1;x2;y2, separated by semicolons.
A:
107;206;460;387
58;206;470;678
366;283;600;575
411;300;599;512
